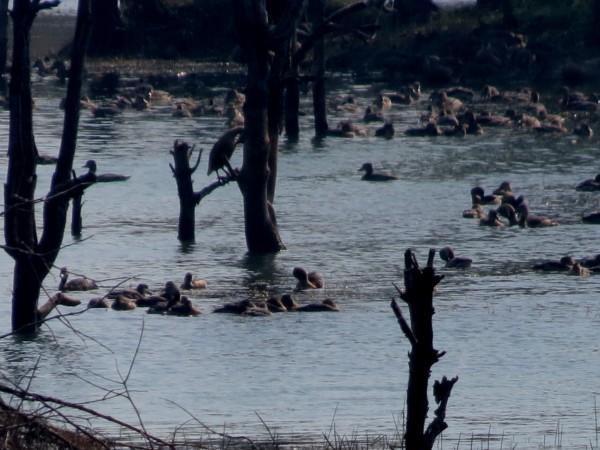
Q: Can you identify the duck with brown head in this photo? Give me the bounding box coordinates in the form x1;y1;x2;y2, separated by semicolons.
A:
167;295;202;316
439;246;473;268
533;256;574;272
83;160;130;182
293;267;324;290
181;272;208;290
59;267;98;292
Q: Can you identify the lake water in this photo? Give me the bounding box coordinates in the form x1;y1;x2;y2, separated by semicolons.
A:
1;65;600;449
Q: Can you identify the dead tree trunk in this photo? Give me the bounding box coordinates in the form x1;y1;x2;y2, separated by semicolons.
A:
169;140;202;242
0;0;8;94
391;248;458;450
4;0;93;334
284;29;300;141
309;0;328;137
234;0;306;253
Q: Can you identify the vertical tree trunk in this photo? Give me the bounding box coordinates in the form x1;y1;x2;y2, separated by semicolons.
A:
309;0;328;137
284;30;300;141
4;0;92;334
169;140;202;242
88;0;123;56
391;249;458;450
0;0;8;94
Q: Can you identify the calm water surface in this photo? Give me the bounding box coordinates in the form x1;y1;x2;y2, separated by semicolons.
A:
0;70;599;449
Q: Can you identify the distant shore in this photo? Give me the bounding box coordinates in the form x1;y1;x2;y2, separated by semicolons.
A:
28;13;76;58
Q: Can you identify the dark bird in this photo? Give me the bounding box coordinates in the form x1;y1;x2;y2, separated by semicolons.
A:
111;294;137;311
439;246;473;268
532;256;575;271
497;203;520;226
293;267;324;290
83;160;130;182
207;126;244;180
576;174;600;192
58;267;98;292
582;211;600;224
181;272;208;290
493;180;513;196
471;186;501;205
147;281;181;314
517;203;559;227
167;295;202;316
106;283;150;300
479;208;505;227
295;298;340;312
358;162;398;181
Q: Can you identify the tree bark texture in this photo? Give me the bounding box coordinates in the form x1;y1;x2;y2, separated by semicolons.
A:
391;248;458;450
169;140;202;242
88;0;124;56
4;0;92;333
309;0;328;137
0;0;8;94
234;0;306;253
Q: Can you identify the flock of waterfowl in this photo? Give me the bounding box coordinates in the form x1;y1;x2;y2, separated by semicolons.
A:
452;175;600;276
53;266;337;318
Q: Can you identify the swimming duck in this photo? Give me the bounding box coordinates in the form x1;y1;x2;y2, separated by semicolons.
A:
479;208;505;227
241;301;273;316
532;256;575;271
439;246;473;268
375;94;392;109
106;283;150;300
363;106;386;122
295;299;340;312
573;123;593;137
443;123;467;137
167;295;202;316
575;174;600;191
181;272;208;290
404;122;442;137
517;203;559;227
147;281;181;313
375;122;395;139
492;180;513;196
293;267;324;290
580;254;600;268
87;297;110;309
207;126;244;180
569;262;591;276
582;211;600;224
58;267;98;291
358;162;398;181
462;204;486;219
111;294;137;311
471;186;501;205
497;204;520;226
501;194;526;209
83;160;130;182
280;294;299;311
213;299;257;314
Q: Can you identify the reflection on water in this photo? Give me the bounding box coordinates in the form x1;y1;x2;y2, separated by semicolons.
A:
0;73;600;448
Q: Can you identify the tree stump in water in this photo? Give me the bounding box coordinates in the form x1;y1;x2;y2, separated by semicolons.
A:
391;248;458;450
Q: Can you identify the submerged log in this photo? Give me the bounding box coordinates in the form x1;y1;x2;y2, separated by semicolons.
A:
391;248;458;450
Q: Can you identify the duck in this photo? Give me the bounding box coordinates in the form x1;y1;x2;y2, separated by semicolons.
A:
147;281;181;314
106;283;150;300
471;186;501;205
404;122;441;137
582;211;600;224
241;301;273;316
265;297;288;313
439;246;472;268
501;194;526;209
576;174;600;191
167;295;202;316
280;294;299;311
532;256;575;271
327;121;356;138
358;162;398;181
111;294;137;311
87;297;110;309
375;122;395;139
517;203;559;227
573;123;593;137
497;203;520;226
83;160;130;182
569;262;591;276
293;267;324;290
374;94;392;109
580;254;600;268
363;106;386;122
213;299;257;314
207;126;244;180
443;123;467;137
492;180;513;196
295;298;340;312
462;204;486;219
479;208;505;227
181;272;208;290
58;267;98;291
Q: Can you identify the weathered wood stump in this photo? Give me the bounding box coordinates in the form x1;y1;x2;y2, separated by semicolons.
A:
391;248;458;450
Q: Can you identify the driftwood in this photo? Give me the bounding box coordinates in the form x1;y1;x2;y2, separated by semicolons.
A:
391;248;458;450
